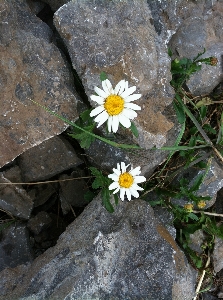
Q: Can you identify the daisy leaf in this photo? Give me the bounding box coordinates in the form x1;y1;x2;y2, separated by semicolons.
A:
102;189;114;213
130;121;139;138
100;71;108;82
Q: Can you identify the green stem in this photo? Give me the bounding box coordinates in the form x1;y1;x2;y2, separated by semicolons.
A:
30;100;140;150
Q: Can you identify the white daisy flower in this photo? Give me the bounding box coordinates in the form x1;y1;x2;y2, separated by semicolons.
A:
90;79;141;133
108;162;146;201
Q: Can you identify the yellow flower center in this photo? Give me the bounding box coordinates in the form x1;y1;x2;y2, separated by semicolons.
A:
119;172;134;188
184;203;194;212
104;95;124;116
197;201;206;209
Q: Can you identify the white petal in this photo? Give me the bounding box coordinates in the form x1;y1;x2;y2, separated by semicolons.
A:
117;163;120;171
102;79;113;95
90;95;105;105
90;106;105;117
126;189;132;201
113;187;120;194
130;166;141;176
111;115;119;133
105;79;114;93
94;86;108;98
132;183;144;191
120;86;136;98
122;108;137;119
107;116;113;132
120;188;126;200
115;80;126;95
125;81;129;90
121;162;127;173
108;173;119;181
119;114;131;128
109;181;120;190
94;110;109;126
113;167;121;176
129;187;139;198
124;94;141;102
134;176;146;184
125;103;141;110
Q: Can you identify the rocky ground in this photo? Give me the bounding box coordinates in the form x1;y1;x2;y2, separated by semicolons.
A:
1;0;223;299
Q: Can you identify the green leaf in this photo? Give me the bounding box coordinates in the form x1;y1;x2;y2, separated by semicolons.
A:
102;189;114;213
100;71;108;82
114;193;119;206
80;109;94;122
130;122;139;138
173;99;186;124
84;190;97;202
187;213;199;221
69;124;96;149
200;105;207;119
168;48;173;57
203;124;216;135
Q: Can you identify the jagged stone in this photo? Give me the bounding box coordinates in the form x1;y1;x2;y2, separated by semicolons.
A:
54;0;181;176
0;173;33;220
0;223;33;272
18;136;83;182
0;0;80;168
0;194;196;300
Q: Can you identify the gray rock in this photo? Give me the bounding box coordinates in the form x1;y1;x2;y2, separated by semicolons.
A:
202;293;218;300
85;139;130;173
54;0;174;150
41;0;70;12
3;165;22;183
215;187;223;215
187;43;223;95
0;223;33;272
27;211;52;235
59;171;90;213
188;229;205;255
0;194;196;300
213;236;223;273
28;183;57;208
26;0;46;14
54;0;184;177
168;1;223;95
18;136;83;182
0;173;33;220
171;156;223;209
153;206;176;239
0;0;80;168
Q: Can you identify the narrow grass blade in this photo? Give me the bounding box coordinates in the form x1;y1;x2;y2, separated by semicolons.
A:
158;121;185;175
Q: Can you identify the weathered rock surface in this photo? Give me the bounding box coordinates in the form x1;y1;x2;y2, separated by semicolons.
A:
171;156;223;209
0;173;33;220
0;0;80;168
0;223;33;272
0;194;196;300
168;0;223;95
27;0;46;14
59;170;90;213
27;211;52;235
186;43;223;95
18;136;83;182
213;236;223;274
54;0;184;176
41;0;69;12
54;0;174;149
